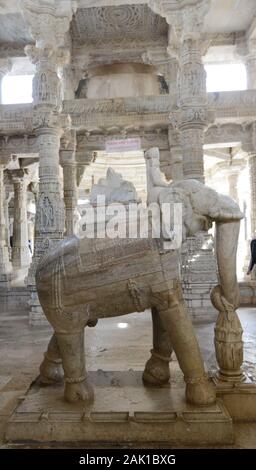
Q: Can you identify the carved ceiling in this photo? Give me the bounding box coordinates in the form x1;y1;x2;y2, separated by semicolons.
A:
71;4;168;46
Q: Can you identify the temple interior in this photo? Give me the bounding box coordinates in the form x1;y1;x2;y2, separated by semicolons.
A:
1;0;256;449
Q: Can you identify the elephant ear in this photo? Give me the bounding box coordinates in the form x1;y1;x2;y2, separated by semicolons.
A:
158;187;192;241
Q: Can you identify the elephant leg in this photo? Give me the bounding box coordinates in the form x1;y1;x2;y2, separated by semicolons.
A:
56;329;94;404
39;333;64;385
156;284;216;406
143;307;172;386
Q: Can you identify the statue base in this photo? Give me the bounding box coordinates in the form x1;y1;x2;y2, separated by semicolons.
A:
212;373;256;422
6;366;233;446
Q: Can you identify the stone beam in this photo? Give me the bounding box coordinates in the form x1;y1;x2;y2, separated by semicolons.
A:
1;90;256;136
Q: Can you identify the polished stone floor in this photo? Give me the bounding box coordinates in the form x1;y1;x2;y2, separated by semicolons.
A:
0;307;256;448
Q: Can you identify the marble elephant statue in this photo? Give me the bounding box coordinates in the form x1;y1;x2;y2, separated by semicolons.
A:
36;178;243;406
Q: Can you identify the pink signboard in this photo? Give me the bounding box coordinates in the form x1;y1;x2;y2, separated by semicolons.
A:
105;138;141;153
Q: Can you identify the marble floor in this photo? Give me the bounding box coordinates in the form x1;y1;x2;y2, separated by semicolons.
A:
0;307;256;448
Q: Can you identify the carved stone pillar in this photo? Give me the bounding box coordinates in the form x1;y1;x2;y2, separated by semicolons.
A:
10;169;31;270
245;151;256;280
21;0;76;323
0;59;12;104
28;119;66;277
4;192;12;259
249;153;256;236
60;131;78;237
0;156;12;286
27;117;66;324
178;36;208;183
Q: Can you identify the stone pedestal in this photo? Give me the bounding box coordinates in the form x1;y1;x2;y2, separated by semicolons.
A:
6;366;233;446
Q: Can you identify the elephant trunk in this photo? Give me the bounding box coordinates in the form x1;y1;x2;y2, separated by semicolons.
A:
215;220;240;307
211;220;244;381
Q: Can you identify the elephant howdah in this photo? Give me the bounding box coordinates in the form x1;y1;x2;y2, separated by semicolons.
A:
36;178;243;406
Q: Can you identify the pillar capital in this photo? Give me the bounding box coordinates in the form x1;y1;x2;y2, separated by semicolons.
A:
21;0;77;49
0;153;13;168
8;168;29;183
33;110;71;134
149;0;210;40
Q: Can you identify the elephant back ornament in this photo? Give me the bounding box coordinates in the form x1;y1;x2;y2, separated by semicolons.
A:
36;152;243;406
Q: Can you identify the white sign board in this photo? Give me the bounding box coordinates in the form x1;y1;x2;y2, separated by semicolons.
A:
105;138;141;153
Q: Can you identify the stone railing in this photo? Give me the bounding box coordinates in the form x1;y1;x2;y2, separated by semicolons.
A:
208;90;256;122
0;104;33;134
1;90;256;136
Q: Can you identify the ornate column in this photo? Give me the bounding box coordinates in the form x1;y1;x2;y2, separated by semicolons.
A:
248;150;256;237
0;59;12;104
241;123;256;279
0;155;12;286
60;130;78;236
21;0;76;324
152;0;217;322
177;28;211;182
9;169;31;271
4;192;12;259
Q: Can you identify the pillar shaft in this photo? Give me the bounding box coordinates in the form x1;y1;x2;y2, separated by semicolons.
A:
11;171;31;270
249;153;256;235
30;126;65;271
178;37;207;183
0;163;12;285
63;162;78;236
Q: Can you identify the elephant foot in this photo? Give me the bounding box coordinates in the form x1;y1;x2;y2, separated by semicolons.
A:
142;349;171;386
64;378;94;404
39;353;64;385
185;375;216;406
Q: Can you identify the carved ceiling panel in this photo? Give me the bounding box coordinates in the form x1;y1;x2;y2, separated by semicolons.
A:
71;4;168;45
